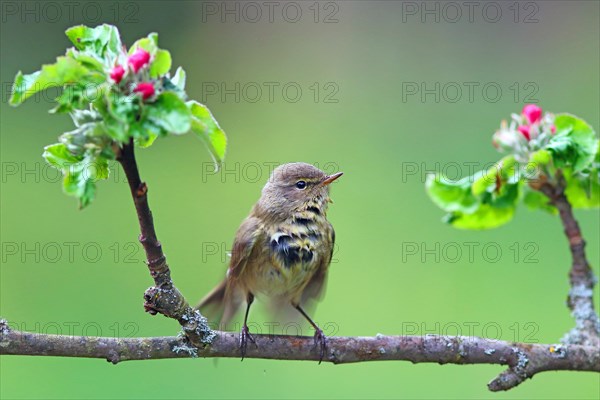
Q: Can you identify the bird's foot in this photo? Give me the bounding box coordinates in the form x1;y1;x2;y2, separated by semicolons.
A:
240;324;256;360
313;327;327;364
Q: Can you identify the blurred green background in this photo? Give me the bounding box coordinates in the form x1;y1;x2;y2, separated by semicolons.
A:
1;1;599;399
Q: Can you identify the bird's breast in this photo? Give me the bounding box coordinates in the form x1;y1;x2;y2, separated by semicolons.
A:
254;209;332;297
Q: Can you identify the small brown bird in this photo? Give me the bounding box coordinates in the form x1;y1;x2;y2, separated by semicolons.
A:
197;162;342;361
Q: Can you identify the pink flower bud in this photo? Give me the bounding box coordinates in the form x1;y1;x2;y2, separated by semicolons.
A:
134;82;155;100
109;65;125;83
128;48;151;73
551;125;556;134
522;104;542;124
518;125;531;141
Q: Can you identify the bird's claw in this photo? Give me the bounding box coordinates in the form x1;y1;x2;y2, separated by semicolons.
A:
240;324;256;360
313;328;327;364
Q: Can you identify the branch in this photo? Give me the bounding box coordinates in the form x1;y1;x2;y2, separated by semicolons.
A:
1;320;598;392
534;171;600;347
116;139;214;346
6;144;598;394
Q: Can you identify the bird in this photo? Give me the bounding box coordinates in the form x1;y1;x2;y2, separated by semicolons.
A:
197;162;342;361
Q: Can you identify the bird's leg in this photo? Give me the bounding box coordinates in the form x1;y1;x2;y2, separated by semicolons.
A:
295;304;327;363
240;293;256;360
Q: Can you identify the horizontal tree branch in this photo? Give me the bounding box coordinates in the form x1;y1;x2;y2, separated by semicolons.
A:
6;145;598;396
1;320;598;392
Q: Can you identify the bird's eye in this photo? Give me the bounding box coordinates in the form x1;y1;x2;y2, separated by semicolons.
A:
295;180;307;190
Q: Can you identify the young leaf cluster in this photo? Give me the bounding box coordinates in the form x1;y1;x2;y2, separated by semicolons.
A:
426;107;599;229
10;24;227;208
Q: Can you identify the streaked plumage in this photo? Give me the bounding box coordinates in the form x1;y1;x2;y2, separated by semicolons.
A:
197;162;342;360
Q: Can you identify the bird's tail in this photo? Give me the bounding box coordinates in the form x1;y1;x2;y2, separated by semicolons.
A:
196;279;243;331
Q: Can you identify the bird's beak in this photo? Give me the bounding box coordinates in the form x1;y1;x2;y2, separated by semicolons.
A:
322;172;343;186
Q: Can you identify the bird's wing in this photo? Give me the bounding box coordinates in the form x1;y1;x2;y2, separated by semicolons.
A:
228;216;265;279
211;216;265;328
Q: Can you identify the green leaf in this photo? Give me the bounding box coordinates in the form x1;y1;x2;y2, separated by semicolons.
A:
523;189;557;214
62;152;108;209
91;86;143;143
447;182;519;229
10;57;99;106
102;115;129;142
43;142;109;208
43;143;81;169
58;122;113;157
471;156;517;196
426;173;520;230
135;131;158;148
50;83;99;114
171;67;186;90
146;92;191;134
529;149;552;166
150;49;172;78
548;114;599;172
472;168;496;196
66;48;105;73
106;96;141;141
128;33;158;56
187;100;227;167
65;24;122;62
485;180;520;208
564;168;600;209
425;175;479;213
63;168;96;208
131;120;161;148
443;204;516;230
70;109;101;127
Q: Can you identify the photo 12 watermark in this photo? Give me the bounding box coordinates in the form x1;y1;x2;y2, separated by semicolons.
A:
399;161;543;184
1;160;344;186
1;1;140;24
2;80;148;107
399;321;540;343
6;320;140;339
199;81;340;104
2;80;341;106
200;1;340;23
1;241;143;265
400;1;540;24
1;160;135;185
401;241;540;264
401;81;539;104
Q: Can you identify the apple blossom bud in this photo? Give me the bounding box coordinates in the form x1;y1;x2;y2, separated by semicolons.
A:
518;125;531;141
109;65;125;83
134;82;155;100
522;104;542;124
128;48;151;73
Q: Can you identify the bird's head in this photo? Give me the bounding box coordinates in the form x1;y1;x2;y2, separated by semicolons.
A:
257;162;343;219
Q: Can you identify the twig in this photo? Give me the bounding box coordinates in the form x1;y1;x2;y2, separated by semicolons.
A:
534;171;600;346
116;139;214;346
1;319;597;392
